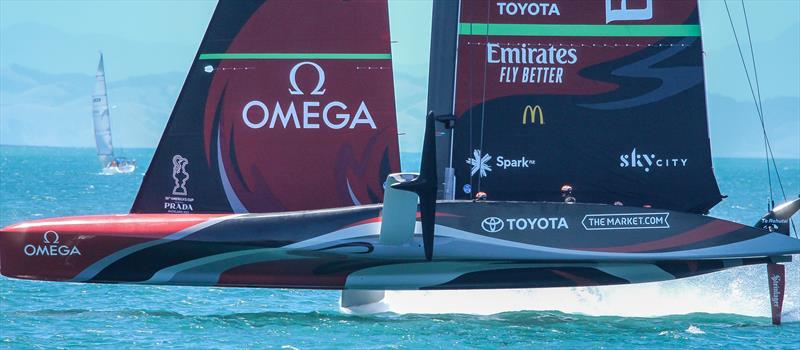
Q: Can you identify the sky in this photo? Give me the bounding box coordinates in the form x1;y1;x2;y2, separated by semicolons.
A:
0;0;798;157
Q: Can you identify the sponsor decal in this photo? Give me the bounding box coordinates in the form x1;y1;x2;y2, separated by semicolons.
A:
242;61;376;130
582;212;670;230
467;149;492;178
172;155;189;196
605;0;653;24
522;105;545;125
488;43;578;84
164;154;194;213
770;273;782;308
482;216;569;233
482;217;505;233
463;183;472;194
496;2;561;16
619;148;687;173
23;231;81;257
466;149;536;178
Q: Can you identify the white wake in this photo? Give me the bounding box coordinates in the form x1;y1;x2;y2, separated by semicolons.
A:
382;256;799;319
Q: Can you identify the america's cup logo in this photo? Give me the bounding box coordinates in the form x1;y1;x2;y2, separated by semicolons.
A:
172;155;189;196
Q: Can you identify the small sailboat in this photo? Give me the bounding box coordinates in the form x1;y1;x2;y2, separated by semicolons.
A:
1;0;797;325
92;53;135;174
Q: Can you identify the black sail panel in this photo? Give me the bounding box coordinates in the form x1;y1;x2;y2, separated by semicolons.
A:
441;0;722;213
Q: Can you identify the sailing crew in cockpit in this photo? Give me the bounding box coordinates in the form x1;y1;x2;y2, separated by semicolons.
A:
561;185;576;204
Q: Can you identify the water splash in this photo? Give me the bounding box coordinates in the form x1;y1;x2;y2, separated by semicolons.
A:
383;257;799;319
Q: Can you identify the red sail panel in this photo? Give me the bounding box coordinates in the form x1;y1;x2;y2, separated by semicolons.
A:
447;0;721;213
132;0;400;214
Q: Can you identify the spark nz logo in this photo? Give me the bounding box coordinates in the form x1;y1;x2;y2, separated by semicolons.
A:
242;61;376;130
467;149;536;178
467;149;492;178
23;231;81;257
619;148;687;173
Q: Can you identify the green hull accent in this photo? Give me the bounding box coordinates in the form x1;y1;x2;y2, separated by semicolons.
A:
199;53;392;60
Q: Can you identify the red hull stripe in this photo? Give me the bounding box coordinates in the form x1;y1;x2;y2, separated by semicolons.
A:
2;214;227;236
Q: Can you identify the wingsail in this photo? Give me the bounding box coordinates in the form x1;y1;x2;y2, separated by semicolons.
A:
429;0;722;213
132;0;401;214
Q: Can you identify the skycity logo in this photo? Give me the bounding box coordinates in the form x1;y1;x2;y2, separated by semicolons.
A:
605;0;653;23
619;148;687;173
482;217;569;232
466;149;536;178
242;61;376;130
496;2;561;16
23;231;81;257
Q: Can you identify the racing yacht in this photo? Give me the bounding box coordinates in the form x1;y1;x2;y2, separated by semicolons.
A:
1;0;798;325
93;53;136;174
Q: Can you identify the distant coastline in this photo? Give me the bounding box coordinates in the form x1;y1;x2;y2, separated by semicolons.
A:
1;144;795;161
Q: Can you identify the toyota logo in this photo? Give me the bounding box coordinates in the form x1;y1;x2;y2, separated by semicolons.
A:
481;217;504;233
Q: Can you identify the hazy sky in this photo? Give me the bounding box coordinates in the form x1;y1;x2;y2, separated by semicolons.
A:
2;0;796;95
1;0;798;156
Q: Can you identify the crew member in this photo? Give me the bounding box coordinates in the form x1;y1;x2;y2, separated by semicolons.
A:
561;185;576;204
475;192;487;201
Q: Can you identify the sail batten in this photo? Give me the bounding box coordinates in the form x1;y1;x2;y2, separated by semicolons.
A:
431;0;722;213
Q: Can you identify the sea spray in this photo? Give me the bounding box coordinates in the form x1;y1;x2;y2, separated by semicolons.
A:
383;257;799;318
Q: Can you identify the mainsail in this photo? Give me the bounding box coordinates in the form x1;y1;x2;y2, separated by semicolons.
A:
428;0;723;213
92;53;114;164
132;0;401;214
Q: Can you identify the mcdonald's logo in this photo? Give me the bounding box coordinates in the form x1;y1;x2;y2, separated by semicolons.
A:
522;105;545;125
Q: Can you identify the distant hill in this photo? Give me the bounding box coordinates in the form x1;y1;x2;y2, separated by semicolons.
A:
0;64;183;148
0;63;797;159
707;94;799;159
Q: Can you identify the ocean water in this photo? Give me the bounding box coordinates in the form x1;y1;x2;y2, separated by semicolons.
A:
0;145;798;349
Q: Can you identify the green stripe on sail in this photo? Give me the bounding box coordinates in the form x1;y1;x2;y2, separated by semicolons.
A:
198;53;392;60
459;23;701;37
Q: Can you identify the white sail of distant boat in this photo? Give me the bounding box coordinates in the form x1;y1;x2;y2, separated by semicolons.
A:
92;52;135;174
